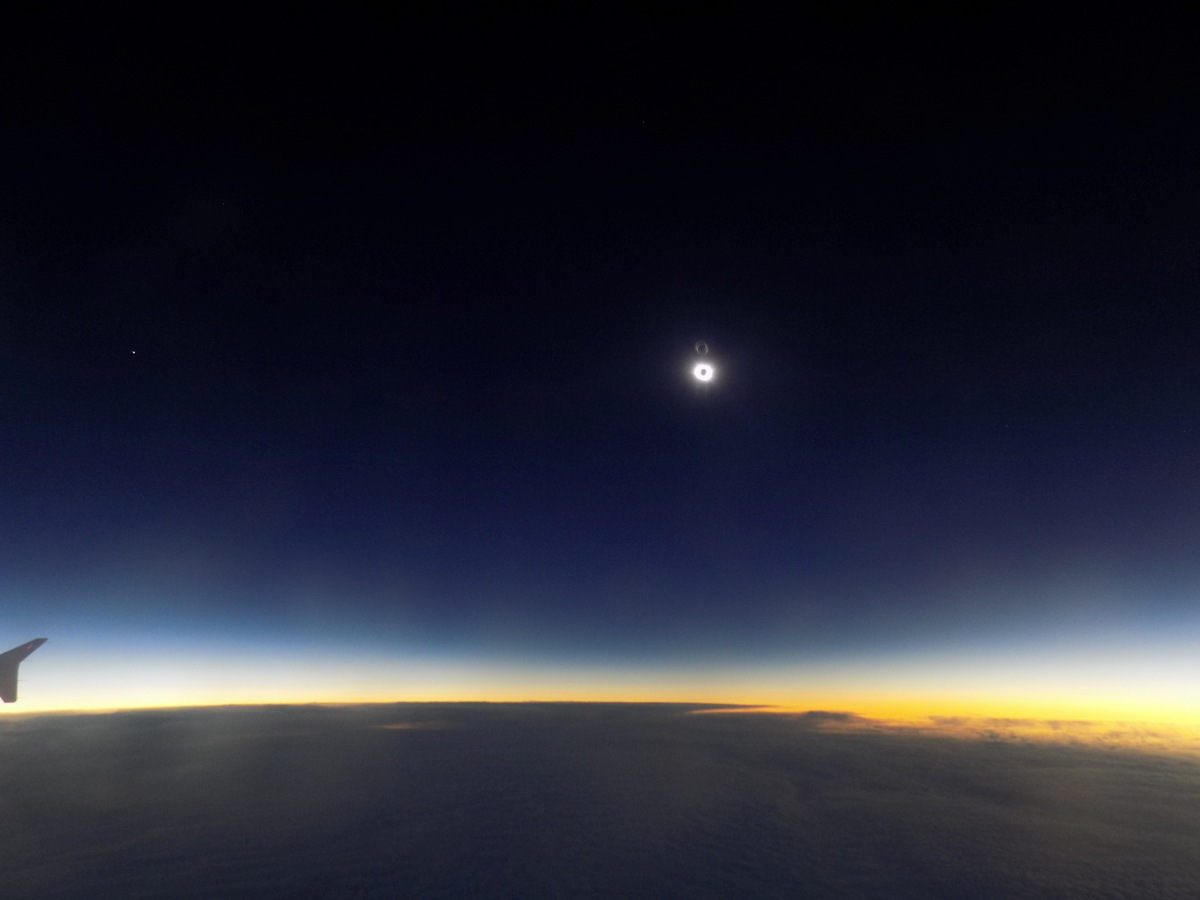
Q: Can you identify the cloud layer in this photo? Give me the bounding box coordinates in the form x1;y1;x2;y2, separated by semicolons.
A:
2;704;1198;898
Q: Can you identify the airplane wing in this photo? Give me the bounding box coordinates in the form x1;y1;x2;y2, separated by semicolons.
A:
0;639;47;703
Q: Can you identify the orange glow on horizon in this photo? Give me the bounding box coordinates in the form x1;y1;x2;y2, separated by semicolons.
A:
8;685;1199;729
9;691;1200;757
7;639;1198;743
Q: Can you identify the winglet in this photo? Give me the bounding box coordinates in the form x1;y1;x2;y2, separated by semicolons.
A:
0;639;47;703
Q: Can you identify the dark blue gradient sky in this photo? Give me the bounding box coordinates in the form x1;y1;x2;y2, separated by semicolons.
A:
4;3;1200;714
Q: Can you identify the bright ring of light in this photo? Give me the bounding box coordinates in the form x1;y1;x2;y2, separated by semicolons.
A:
693;363;714;382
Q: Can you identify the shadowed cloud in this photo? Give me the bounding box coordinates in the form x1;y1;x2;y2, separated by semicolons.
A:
2;703;1198;898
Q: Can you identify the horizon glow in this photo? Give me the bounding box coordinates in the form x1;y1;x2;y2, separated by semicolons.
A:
6;626;1197;734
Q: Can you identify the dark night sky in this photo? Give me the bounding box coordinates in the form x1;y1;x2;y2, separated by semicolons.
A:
3;2;1200;712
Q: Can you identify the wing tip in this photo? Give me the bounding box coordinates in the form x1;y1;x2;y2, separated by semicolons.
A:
0;639;48;703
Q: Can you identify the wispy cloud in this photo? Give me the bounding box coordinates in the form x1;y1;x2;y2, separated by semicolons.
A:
698;707;1200;756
